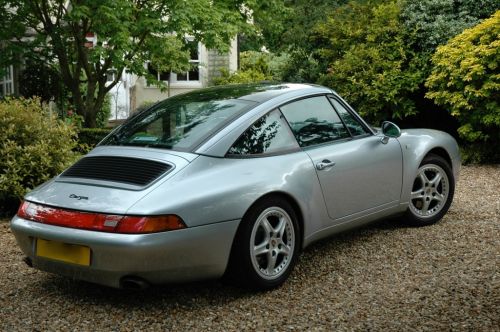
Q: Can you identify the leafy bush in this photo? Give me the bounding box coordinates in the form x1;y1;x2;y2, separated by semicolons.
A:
401;0;499;52
280;48;322;83
136;100;157;113
96;93;112;128
77;127;113;153
212;68;270;85
315;0;425;122
0;98;78;213
426;11;500;163
212;51;289;85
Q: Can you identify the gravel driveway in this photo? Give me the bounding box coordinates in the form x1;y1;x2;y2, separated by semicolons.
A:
0;165;498;331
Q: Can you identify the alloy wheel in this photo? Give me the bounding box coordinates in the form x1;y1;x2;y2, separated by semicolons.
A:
409;164;450;219
249;207;295;280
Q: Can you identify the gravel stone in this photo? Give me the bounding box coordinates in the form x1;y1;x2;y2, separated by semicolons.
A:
0;165;498;331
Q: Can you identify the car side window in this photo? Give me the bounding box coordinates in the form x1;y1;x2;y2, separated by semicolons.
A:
227;109;299;156
280;96;350;148
329;97;369;136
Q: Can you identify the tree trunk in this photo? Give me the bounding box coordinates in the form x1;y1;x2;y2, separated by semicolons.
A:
84;108;98;128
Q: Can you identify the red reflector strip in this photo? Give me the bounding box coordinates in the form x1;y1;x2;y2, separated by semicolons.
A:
16;201;185;233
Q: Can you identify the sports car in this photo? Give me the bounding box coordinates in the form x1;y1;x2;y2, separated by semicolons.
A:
10;83;460;290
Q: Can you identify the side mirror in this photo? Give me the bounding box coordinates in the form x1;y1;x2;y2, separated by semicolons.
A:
380;121;401;144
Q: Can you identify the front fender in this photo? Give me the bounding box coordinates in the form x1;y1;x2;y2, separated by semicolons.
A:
397;129;460;205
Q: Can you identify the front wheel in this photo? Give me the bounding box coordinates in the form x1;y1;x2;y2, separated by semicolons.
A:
404;154;455;226
225;197;300;290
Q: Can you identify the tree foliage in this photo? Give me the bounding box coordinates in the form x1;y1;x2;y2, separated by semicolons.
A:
0;0;264;127
426;11;499;161
18;59;65;104
240;0;346;52
315;0;425;122
401;0;500;52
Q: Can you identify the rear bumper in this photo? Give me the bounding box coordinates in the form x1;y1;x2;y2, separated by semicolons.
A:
10;216;240;288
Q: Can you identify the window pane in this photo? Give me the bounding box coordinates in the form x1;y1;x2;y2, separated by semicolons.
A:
5;66;11;80
148;64;170;81
189;68;199;81
189;45;199;60
228;110;298;155
280;96;350;147
175;42;200;82
159;71;170;81
329;98;369;136
147;65;158;77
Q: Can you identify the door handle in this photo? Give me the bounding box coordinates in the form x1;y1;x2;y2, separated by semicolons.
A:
316;160;336;170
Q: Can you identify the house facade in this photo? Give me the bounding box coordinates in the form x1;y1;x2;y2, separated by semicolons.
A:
109;38;238;121
1;39;237;122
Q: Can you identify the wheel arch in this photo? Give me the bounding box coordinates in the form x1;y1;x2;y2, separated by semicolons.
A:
223;190;305;286
404;148;456;226
424;147;453;170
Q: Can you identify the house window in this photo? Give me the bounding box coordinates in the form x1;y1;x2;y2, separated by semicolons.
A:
146;41;200;85
106;70;116;82
0;66;14;97
147;64;171;82
176;41;200;82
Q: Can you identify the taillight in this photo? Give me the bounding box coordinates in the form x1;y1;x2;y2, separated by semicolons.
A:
16;201;186;233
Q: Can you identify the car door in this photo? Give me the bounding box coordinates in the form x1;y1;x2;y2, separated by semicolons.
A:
280;95;403;221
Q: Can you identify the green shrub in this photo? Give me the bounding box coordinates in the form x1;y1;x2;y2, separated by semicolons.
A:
212;51;289;86
212;68;270;85
315;0;424;122
280;48;322;83
426;11;500;163
135;100;157;114
76;127;113;153
96;93;112;128
0;98;78;214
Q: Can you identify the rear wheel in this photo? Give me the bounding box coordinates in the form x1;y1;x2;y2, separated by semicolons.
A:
404;154;455;226
225;197;300;290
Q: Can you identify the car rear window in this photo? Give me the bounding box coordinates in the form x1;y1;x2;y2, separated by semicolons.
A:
101;96;255;152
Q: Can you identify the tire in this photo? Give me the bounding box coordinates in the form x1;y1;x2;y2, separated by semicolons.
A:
225;197;300;290
403;154;455;226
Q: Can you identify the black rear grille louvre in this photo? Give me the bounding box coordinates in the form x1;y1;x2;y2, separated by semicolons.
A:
61;156;172;186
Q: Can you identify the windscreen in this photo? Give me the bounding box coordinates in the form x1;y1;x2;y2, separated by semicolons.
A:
101;96;255;152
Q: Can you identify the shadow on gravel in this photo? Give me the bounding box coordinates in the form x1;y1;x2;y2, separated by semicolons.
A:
36;275;256;308
32;217;410;308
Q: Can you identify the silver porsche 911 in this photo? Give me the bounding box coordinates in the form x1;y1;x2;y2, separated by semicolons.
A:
11;83;460;290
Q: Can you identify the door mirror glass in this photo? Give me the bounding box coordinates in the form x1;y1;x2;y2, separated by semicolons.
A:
381;121;401;138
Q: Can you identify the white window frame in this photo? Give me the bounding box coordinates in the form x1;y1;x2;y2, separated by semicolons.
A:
172;41;200;84
0;66;14;97
145;39;202;88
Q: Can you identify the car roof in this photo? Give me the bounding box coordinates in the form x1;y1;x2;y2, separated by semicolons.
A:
176;82;332;104
193;83;341;156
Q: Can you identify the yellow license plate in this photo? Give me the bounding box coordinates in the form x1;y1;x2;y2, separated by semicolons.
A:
36;238;91;266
